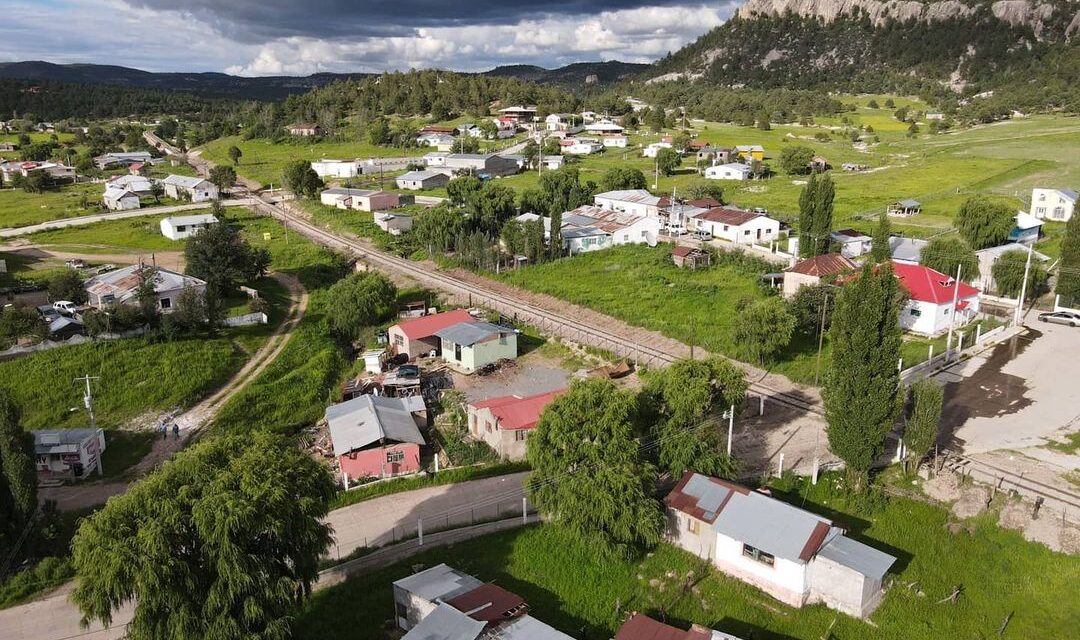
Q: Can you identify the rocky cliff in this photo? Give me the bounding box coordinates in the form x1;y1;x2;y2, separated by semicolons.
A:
735;0;1077;39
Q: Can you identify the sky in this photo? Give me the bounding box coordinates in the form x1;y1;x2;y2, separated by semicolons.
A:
0;0;739;76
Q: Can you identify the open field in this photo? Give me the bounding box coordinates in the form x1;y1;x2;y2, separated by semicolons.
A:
298;473;1079;640
0;183;104;228
0;337;243;430
22;212;183;255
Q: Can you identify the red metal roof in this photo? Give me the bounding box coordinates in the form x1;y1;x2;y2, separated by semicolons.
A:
393;309;474;340
446;583;527;626
614;613;688;640
687;197;721;208
891;261;979;305
469;389;564;431
788;254;856;277
663;471;748;524
694;207;760;227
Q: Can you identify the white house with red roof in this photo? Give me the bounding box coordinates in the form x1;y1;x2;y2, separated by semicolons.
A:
466;389;564;460
665;472;896;618
387;309;475;360
891;261;980;336
689;207;780;245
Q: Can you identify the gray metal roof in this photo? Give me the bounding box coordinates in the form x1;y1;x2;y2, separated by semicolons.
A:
33;429;101;454
402;603;485;640
434;321;513;347
711;489;832;564
163;214;218;227
561;226;607;239
394;564;483;602
162;174;210;189
888;237;929;263
324;394;425;457
499;615;575;640
680;473;733;522
896;198;921;208
398;170;445;181
817;534;896;579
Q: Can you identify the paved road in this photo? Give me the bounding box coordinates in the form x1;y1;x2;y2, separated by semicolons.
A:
0;471;529;640
0;199;255;238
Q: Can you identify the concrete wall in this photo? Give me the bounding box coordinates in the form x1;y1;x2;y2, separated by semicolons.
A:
713;534;808;608
388;327;440;360
442;332;517;373
665;509;716;561
782;272;820;299
468;407;529;461
393;585;437;630
610;218;661;247
807;555;882;618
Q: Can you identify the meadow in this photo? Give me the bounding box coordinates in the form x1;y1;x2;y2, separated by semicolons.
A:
297;473;1079;640
0;183;104;228
24;212;184;255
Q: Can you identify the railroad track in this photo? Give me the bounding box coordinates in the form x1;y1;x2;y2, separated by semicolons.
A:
941;449;1080;518
249;194;823;417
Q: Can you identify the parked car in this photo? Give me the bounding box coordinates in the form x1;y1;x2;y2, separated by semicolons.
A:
397;364;421;379
53;301;77;316
65;258;86;269
695;229;713;241
1038;311;1080;327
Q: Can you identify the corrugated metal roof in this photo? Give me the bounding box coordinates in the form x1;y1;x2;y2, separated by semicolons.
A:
162;174;210;189
499;615;575;640
817;535;896;579
434;321;513;347
325;394;425;456
712;491;833;563
402;602;485;640
163;214;218;227
393;564;483;602
33;429;101;454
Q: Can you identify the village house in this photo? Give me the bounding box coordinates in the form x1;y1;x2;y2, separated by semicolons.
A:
33;428;106;479
497;105;538;123
466;389;563;460
661;201;710;235
325;394;427;486
319;187;400;212
665;472;896;618
423;153;519;177
493;118;517;138
1009;211;1043;244
782;254;856;298
888;236;928;264
285;122;320;136
672;245;711;269
393;564;572;640
734;145;765;162
83;264;206;312
396;169;450;190
159;213;217;240
601;134;629;148
810;155;829;172
594;189;663;218
107;174;154;197
1031;187;1076;221
563;205;662;248
643;141;673;158
457;123;483;138
311;159;363;178
162;174;219;202
416;132;456;151
830;228;873;258
614;612;744;640
102;185;141;211
94;151;152;170
560;224;611;254
388;308;476;360
434;321;518;374
704;163;751;181
0;142;16;152
887;198;921;217
689;207;780;245
696;145;732;164
974;244;1050;293
584;119;625;135
545;113;584;133
375;212;413;236
562;138;603;155
892;261;981;336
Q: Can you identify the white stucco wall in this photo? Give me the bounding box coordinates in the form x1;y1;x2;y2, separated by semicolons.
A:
806;555;883;618
712;533;809;607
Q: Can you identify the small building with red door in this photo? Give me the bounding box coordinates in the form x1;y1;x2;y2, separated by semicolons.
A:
325;394;426;487
388;308;476;360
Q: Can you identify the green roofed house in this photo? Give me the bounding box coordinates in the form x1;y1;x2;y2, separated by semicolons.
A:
434;321;518;374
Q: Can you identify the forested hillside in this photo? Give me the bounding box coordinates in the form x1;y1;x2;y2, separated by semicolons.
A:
646;0;1080;116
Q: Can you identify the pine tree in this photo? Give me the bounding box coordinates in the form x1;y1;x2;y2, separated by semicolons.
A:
823;263;903;490
1056;211;1080;305
870;211;891;263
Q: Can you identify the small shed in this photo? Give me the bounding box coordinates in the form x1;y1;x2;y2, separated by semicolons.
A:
887;199;921;217
361;348;387;375
810;155;828;172
672;245;711;269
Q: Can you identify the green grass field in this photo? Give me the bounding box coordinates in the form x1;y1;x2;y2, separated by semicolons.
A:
298;473;1079;640
0;183;104;228
24;213;184;255
199;136;431;188
0;337;243;430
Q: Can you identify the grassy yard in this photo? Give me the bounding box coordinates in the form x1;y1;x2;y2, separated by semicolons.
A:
0;183;104;228
298;474;1079;640
0;337;244;430
24;212;185;255
199;136;430;188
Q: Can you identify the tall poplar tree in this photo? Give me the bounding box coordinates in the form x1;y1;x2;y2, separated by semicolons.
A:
823;263;903;489
871;211;892;263
798;173;817;258
810;173;835;256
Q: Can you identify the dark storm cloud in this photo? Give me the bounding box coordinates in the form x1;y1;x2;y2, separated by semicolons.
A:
126;0;693;42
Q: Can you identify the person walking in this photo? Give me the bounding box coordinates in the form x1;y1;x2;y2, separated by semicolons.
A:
173;422;180;439
160;420;168;440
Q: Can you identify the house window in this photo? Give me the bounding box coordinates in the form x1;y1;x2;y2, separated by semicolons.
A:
744;230;751;235
486;421;493;433
723;225;729;232
514;430;527;442
176;225;187;232
394;334;404;346
159;298;172;309
1036;207;1046;215
1054;207;1065;219
499;334;507;346
943;308;950;316
1038;193;1046;201
742;544;775;567
386;450;405;464
909;308;921;317
687;518;700;535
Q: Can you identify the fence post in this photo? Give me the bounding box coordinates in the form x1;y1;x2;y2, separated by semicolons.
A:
522;497;528;525
777;453;784;477
726;410;734;456
417;518;423;546
928;344;934;362
975;323;983;345
957;332;965;354
759;395;764;416
812;458;819;485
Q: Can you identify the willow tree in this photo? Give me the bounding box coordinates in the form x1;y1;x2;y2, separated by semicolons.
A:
526;378;663;556
823;263;903;489
71;433;336;640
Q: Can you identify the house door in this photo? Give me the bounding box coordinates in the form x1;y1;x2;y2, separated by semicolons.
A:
756;228;762;240
454;343;462;361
